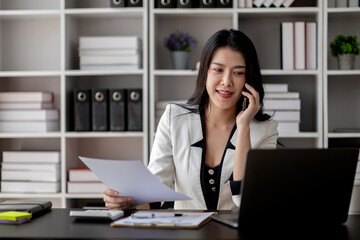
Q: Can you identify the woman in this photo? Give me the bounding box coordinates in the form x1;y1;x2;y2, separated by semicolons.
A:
104;29;278;211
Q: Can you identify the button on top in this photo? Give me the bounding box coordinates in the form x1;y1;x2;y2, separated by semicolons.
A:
208;169;214;175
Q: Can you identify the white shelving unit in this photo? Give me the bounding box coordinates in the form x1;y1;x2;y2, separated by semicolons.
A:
324;0;360;213
0;0;148;208
149;0;323;149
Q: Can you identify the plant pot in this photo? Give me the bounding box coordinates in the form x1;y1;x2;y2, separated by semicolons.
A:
171;51;190;69
337;54;356;70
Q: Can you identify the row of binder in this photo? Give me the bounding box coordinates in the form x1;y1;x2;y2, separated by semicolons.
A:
74;89;142;132
156;0;233;8
110;0;142;7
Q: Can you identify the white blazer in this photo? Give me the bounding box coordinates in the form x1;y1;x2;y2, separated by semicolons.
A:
148;104;278;210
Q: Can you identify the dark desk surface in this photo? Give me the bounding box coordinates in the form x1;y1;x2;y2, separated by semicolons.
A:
0;208;360;240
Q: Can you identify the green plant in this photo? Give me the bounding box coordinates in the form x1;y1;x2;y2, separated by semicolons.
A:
330;35;360;57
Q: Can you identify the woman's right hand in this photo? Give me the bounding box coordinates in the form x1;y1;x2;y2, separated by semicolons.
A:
103;188;134;210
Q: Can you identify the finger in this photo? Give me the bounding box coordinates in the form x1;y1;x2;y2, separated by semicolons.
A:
244;83;260;99
105;202;130;210
104;188;119;197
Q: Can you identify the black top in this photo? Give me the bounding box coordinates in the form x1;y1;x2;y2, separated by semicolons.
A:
191;110;242;210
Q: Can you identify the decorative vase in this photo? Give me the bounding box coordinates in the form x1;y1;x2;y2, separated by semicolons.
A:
337;54;356;70
171;51;190;69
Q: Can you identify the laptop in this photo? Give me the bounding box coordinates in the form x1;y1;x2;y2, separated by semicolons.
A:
211;148;359;228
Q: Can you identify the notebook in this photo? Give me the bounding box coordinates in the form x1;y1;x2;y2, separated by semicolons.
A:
211;148;359;228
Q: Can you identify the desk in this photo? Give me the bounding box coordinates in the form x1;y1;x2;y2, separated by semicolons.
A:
0;209;359;240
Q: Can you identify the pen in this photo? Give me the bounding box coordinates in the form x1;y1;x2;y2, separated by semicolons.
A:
131;212;183;219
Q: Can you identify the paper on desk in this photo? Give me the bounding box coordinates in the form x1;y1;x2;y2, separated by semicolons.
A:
79;156;191;206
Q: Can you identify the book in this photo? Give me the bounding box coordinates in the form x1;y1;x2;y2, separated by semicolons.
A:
80;64;141;71
263;99;301;110
282;0;295;7
69;168;100;181
2;151;61;163
239;0;246;8
294;21;306;70
0;181;60;193
0;200;52;215
80;54;141;65
0;121;59;132
245;0;253;7
281;22;294;70
1;169;60;182
1;162;60;171
67;181;106;193
277;122;300;133
263;83;289;92
335;0;348;7
0;109;59;121
79;36;141;49
264;110;300;122
253;0;266;7
264;92;300;99
0;102;53;110
0;211;32;221
273;0;284;7
0;218;31;224
79;48;140;56
0;92;53;103
306;22;317;70
348;0;358;7
263;0;275;7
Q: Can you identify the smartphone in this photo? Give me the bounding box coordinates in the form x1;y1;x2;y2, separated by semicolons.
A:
242;96;248;111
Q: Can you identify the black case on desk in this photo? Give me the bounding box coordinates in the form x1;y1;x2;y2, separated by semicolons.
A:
109;89;127;131
177;0;198;8
199;0;216;8
217;0;232;8
127;89;142;131
0;200;52;216
127;0;142;7
110;0;126;7
156;0;176;8
92;89;109;131
74;89;91;131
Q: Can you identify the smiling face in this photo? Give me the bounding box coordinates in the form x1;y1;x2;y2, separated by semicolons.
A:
206;46;246;114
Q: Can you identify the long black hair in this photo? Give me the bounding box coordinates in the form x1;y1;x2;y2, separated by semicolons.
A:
186;29;270;122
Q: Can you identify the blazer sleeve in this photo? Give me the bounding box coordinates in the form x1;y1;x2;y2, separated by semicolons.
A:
258;120;279;149
147;104;175;188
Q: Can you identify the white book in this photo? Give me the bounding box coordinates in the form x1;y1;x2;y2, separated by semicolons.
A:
263;83;289;92
79;48;140;56
67;181;106;193
277;121;300;133
3;151;61;163
0;102;53;110
264;92;300;99
264;110;300;122
239;0;246;7
281;22;294;70
0;121;59;132
335;0;347;7
80;54;141;65
1;181;60;193
1;162;60;171
246;0;253;7
0;92;53;103
1;169;60;182
348;0;358;7
263;0;274;7
263;99;301;110
253;0;266;7
306;22;317;70
294;21;306;70
273;0;284;7
80;64;141;71
0;109;59;121
79;36;141;49
282;0;295;7
69;168;100;182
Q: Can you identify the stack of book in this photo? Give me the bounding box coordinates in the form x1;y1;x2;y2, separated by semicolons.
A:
79;36;142;71
67;168;106;194
281;21;317;70
334;0;359;7
263;83;301;133
0;151;60;193
0;91;59;132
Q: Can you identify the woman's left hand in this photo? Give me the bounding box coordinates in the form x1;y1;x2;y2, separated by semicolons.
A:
236;83;261;128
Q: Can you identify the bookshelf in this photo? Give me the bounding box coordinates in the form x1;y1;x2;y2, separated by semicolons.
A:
324;0;360;213
0;0;358;213
0;0;148;208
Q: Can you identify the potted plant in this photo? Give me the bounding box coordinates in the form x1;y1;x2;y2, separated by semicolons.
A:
164;31;196;69
330;35;360;70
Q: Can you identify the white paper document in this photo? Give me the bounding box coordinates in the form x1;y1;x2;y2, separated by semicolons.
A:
79;156;191;206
